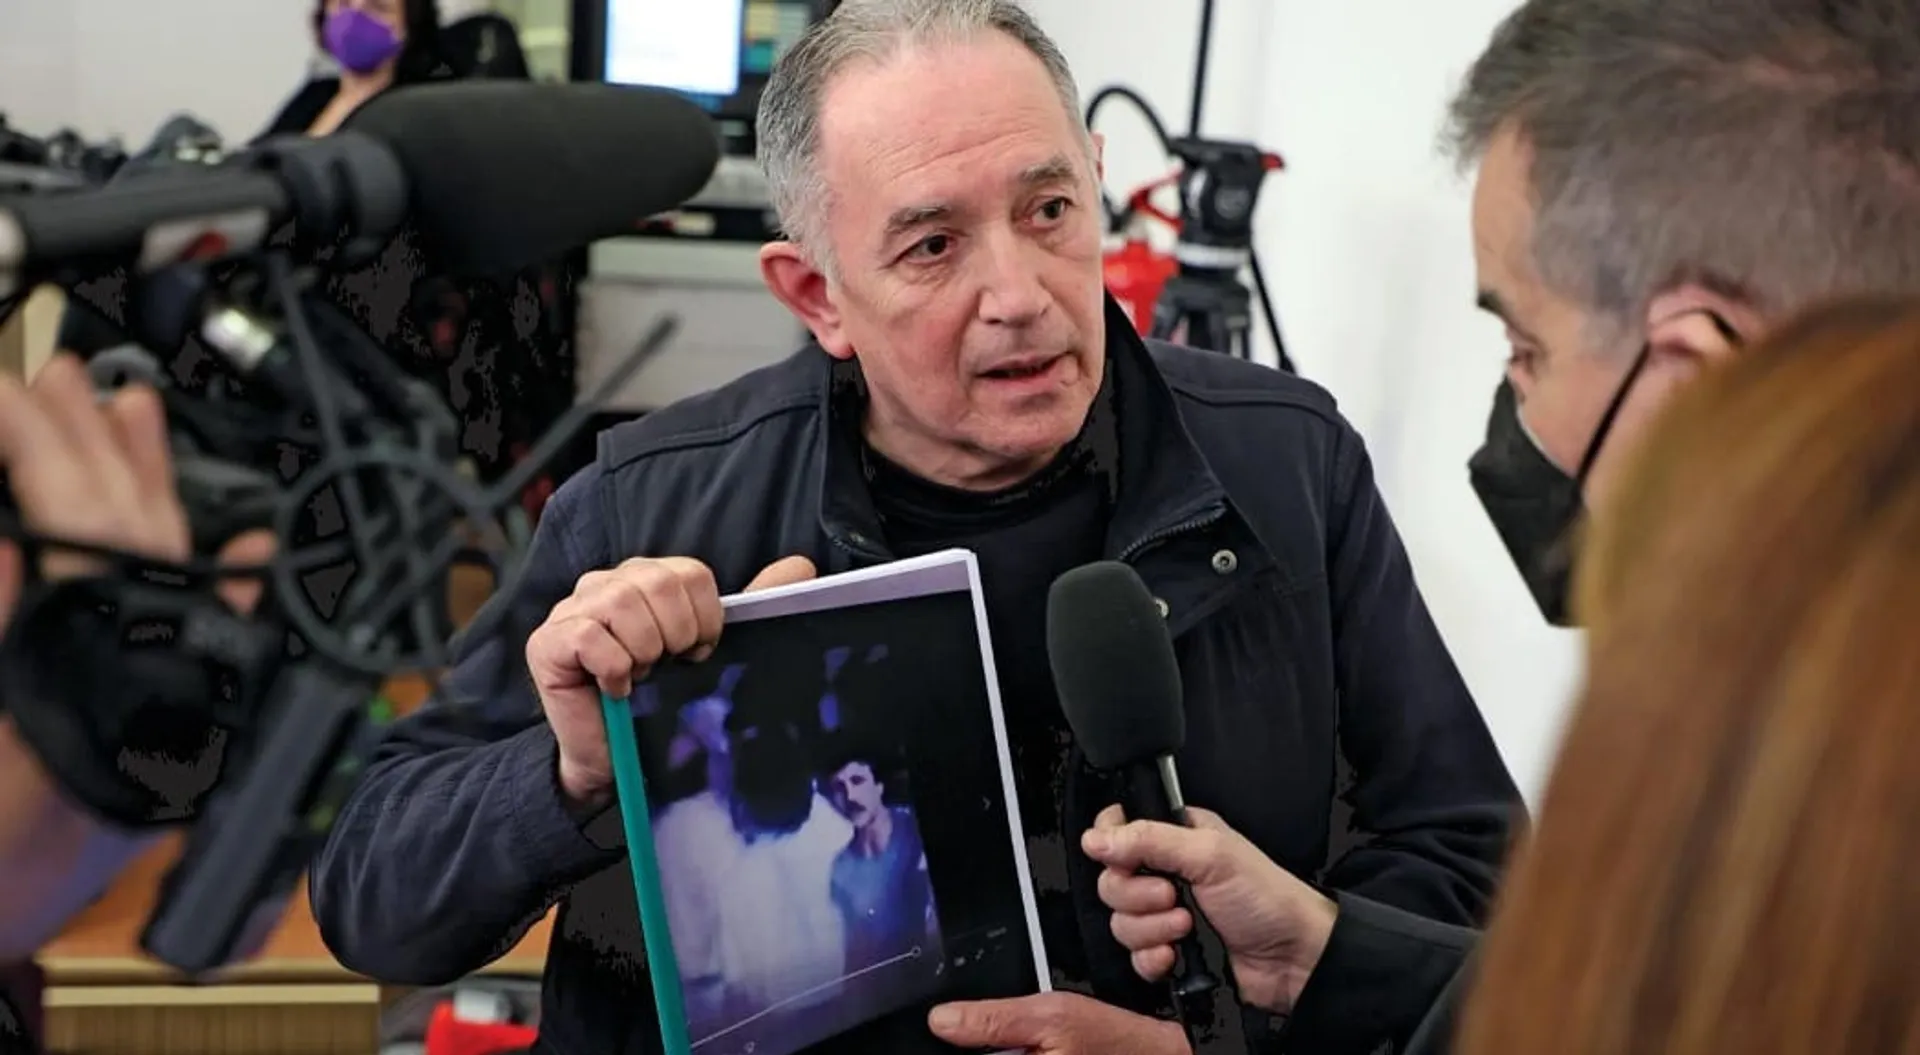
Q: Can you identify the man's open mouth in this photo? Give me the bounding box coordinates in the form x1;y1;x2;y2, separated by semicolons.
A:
983;356;1059;380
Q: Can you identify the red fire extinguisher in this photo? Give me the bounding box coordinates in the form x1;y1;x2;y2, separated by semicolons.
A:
1102;174;1181;335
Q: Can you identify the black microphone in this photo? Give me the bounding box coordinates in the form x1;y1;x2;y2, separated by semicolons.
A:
340;80;721;276
0;81;720;297
1047;561;1224;1041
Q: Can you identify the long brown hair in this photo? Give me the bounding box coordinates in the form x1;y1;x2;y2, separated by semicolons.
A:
1456;296;1920;1054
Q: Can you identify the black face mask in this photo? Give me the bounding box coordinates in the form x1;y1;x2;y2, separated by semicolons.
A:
1468;346;1651;626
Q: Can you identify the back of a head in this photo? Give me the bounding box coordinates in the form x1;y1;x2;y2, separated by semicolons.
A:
1447;0;1920;339
1457;297;1920;1054
726;644;827;835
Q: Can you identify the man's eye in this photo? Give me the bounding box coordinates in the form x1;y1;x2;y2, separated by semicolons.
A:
1036;197;1071;222
911;234;953;259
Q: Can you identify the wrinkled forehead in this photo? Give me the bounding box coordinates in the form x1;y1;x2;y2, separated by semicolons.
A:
813;38;1090;215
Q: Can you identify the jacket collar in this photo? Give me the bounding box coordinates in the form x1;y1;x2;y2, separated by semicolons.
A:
814;295;1231;570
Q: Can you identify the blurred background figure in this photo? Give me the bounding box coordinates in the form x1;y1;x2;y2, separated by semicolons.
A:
1457;295;1920;1055
662;663;746;800
262;0;447;138
655;648;851;1044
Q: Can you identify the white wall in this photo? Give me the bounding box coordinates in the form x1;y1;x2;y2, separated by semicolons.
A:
1030;0;1582;803
0;0;316;148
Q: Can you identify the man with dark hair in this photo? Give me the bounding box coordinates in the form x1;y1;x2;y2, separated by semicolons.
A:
1087;2;1920;1053
819;745;938;966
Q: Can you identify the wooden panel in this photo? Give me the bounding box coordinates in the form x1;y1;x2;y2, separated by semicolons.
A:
42;991;380;1055
0;285;62;380
39;834;552;985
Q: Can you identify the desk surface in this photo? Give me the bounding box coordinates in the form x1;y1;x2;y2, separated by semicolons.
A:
38;834;555;986
38;668;553;987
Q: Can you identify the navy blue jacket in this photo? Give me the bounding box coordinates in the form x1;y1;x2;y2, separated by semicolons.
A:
310;305;1520;1054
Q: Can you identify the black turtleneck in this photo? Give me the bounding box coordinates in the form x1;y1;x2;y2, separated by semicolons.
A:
857;372;1120;992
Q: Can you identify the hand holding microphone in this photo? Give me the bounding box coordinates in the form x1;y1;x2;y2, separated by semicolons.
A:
1083;804;1337;1015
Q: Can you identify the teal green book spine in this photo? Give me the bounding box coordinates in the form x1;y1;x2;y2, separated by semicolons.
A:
601;691;694;1055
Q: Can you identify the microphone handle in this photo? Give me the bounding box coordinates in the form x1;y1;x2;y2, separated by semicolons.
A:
140;662;386;975
1122;758;1223;1033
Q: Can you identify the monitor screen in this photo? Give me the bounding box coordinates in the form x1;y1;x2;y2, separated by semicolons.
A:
741;0;814;75
601;1;816;100
605;0;746;98
580;0;832;152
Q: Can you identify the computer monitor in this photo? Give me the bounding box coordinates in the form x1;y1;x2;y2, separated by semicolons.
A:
574;0;834;152
605;1;746;99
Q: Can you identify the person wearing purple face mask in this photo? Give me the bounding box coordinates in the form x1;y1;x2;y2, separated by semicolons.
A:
261;0;447;139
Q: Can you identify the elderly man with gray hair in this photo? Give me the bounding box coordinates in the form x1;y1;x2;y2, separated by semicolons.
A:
1089;2;1920;1053
308;2;1520;1053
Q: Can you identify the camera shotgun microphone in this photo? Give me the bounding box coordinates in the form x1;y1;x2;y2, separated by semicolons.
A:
0;80;722;299
1047;561;1224;1045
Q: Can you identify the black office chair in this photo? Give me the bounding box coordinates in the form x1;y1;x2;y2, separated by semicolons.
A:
439;12;533;79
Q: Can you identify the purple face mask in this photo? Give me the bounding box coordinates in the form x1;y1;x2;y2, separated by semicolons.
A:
323;7;403;75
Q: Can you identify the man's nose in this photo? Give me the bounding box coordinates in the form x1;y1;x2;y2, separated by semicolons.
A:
976;228;1049;326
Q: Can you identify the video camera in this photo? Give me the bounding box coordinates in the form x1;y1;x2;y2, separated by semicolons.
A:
0;114;128;192
0;80;720;976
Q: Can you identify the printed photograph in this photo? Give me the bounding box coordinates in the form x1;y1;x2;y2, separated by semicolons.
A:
635;639;950;1055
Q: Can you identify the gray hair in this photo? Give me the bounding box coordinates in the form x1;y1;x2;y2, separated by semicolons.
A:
1444;0;1920;351
756;0;1087;269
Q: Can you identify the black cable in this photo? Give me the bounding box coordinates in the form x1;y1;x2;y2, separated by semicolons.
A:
1248;251;1295;373
1084;85;1175;232
1085;78;1294;373
1189;0;1215;138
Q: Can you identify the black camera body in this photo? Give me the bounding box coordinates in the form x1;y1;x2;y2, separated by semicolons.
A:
0;137;618;977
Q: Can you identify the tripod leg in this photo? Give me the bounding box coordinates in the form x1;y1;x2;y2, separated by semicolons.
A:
1149;303;1183;344
1229;316;1252;361
1194;313;1226;356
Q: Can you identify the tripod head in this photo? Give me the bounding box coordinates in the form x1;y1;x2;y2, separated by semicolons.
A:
1166;137;1284;275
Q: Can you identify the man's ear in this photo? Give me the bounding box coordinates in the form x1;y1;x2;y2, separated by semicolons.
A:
1091;131;1106;183
760;241;854;359
1645;284;1761;374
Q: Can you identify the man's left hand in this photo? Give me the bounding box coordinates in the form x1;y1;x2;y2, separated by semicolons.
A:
928;992;1188;1055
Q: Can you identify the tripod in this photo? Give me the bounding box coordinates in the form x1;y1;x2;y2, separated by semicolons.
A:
1150;266;1253;359
1146;136;1294;370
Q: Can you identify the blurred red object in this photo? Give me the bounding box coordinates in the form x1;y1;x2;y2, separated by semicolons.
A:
1101;173;1181;333
424;998;539;1055
1104;236;1178;334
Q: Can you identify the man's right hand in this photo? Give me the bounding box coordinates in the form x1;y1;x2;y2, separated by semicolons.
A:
1082;804;1338;1015
526;553;816;810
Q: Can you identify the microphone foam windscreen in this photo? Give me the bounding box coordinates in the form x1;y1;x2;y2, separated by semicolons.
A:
1046;561;1186;770
343;81;720;276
